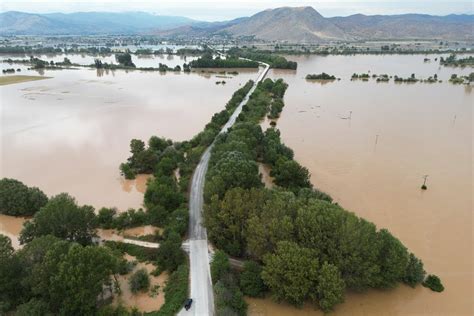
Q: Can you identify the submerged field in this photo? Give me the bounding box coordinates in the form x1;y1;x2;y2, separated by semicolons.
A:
0;52;472;315
0;54;259;211
250;54;472;315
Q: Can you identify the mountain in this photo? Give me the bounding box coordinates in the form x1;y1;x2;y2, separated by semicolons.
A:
1;7;473;41
222;7;352;42
0;11;196;35
329;13;474;41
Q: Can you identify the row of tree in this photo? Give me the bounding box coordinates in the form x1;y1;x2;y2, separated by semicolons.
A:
202;77;432;312
227;47;298;69
189;52;259;68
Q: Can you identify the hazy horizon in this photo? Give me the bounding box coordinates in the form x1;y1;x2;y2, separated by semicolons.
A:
1;1;472;21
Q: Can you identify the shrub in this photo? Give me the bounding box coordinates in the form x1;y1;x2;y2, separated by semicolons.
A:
423;275;444;292
129;268;150;293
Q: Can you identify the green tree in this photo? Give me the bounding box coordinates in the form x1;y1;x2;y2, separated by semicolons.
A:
204;188;268;256
240;261;266;297
50;244;117;315
149;136;171;152
129;268;150;293
130;139;145;155
0;234;23;312
272;158;312;191
15;299;52;316
316;262;345;312
19;193;97;245
156;231;185;272
211;250;230;284
423;274;444;292
262;241;319;307
403;253;425;287
375;229;409;288
97;207;117;229
205;151;262;200
144;176;184;211
0;178;48;216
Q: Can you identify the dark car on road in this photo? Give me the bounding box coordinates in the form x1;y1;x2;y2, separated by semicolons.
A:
184;298;193;311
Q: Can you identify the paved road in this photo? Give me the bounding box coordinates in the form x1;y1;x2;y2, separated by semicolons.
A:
179;61;270;316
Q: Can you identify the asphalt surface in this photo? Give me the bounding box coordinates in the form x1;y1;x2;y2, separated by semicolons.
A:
178;62;270;316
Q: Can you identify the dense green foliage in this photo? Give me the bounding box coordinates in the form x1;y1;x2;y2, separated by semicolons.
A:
211;252;247;316
403;253;426;287
19;193;97;245
211;250;231;284
0;178;48;216
228;48;297;69
189;52;259;68
423;274;444;292
306;73;336;80
156;231;185;272
129;268;150;293
239;261;266;297
0;235;118;315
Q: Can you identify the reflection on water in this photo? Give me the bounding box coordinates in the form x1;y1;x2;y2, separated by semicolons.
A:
1;66;259;211
252;54;473;315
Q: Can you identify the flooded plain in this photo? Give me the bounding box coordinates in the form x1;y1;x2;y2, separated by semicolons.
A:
248;54;473;315
0;55;259;211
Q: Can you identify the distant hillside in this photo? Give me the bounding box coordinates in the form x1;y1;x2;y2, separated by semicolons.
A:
222;7;352;42
329;13;474;41
1;7;473;41
0;11;196;35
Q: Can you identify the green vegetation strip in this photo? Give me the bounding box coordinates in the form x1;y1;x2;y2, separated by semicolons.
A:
0;75;51;86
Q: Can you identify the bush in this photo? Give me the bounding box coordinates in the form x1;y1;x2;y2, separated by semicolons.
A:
211;250;230;284
423;275;444;292
240;261;266;297
129;268;150;293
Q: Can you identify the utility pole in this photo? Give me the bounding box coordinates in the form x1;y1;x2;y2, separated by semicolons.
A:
421;175;429;190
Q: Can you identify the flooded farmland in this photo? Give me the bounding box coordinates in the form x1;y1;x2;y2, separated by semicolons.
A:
0;54;259;211
247;54;472;315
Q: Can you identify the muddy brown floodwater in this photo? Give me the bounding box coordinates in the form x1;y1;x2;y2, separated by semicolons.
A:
114;254;168;312
248;54;473;315
0;62;259;212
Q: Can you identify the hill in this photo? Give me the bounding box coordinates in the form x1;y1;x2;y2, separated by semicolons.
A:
1;7;473;41
0;11;196;35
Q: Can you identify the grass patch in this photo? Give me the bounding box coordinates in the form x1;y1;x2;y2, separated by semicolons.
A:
0;75;51;86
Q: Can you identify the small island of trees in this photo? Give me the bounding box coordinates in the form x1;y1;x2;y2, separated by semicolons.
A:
306;73;336;80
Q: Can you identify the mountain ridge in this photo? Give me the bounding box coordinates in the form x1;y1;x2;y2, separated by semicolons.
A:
1;7;473;41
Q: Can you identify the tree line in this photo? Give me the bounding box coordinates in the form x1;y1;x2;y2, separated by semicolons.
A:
227;47;298;70
189;52;259;68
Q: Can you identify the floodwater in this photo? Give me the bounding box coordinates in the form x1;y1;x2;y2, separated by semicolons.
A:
248;54;473;315
114;253;168;312
0;214;25;249
0;59;259;211
258;162;274;189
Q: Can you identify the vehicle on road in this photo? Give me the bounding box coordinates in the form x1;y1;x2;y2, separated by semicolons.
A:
184;298;193;311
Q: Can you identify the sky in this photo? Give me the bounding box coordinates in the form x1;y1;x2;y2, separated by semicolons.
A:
1;0;472;21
